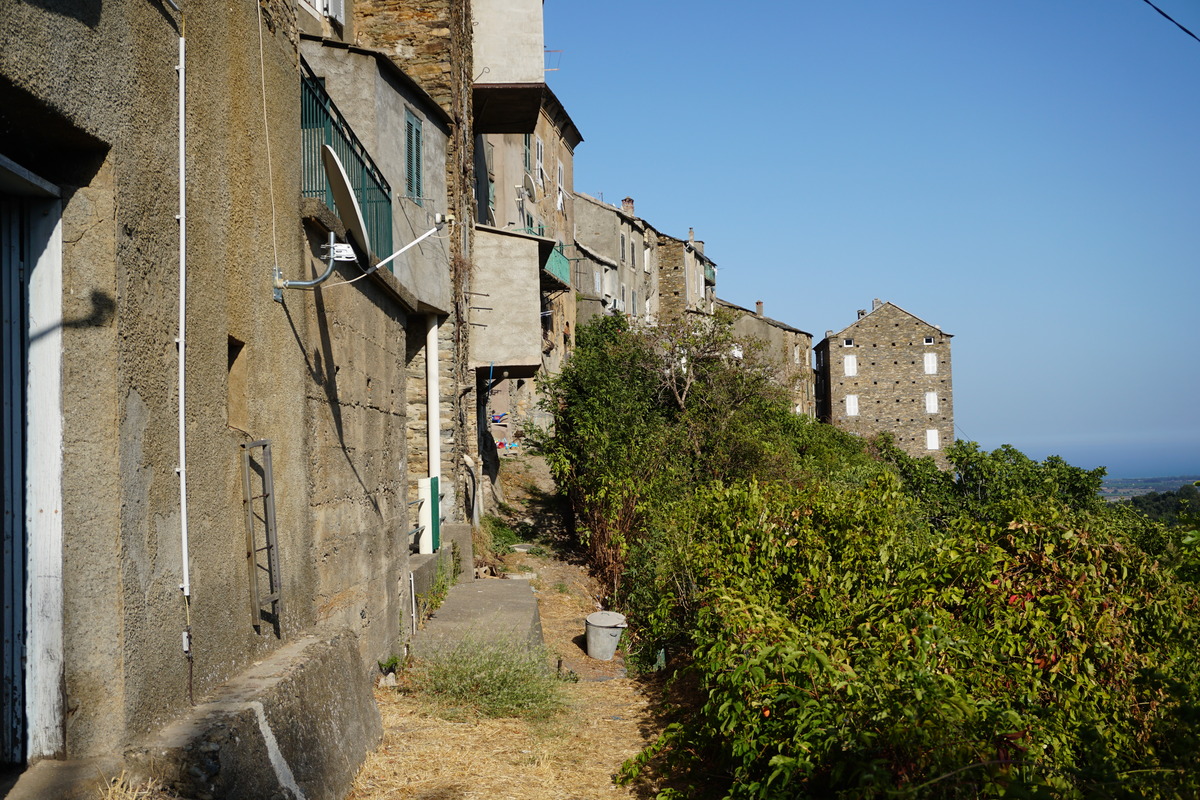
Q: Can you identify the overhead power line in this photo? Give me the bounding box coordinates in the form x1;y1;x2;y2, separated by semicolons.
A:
1140;0;1200;44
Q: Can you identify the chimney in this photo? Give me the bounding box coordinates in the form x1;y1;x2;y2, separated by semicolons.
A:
825;330;835;339
755;301;764;317
872;298;882;310
857;309;867;319
622;197;635;215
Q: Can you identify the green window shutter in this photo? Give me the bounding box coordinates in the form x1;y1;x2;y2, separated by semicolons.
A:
405;109;423;206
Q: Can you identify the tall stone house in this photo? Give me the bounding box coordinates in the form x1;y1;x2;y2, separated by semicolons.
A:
815;300;954;464
658;227;717;321
574;193;660;325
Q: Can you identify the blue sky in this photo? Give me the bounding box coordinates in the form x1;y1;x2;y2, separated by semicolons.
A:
544;0;1200;479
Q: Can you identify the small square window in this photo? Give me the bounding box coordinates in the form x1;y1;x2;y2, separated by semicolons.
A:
924;336;934;345
843;338;854;347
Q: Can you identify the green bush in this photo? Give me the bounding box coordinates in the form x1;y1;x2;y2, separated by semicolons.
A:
403;637;564;721
482;514;519;553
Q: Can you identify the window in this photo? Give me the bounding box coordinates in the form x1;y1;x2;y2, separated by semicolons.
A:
793;344;800;364
325;0;345;24
926;429;940;450
405;109;423;205
844;354;857;377
846;395;859;416
643;244;651;274
632;290;637;315
843;338;854;347
925;392;938;413
619;233;626;262
731;343;744;359
556;164;564;211
924;353;937;374
924;336;935;345
523;134;532;173
534;137;544;186
593;270;601;295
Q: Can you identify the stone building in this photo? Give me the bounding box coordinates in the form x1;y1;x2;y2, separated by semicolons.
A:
0;0;494;794
815;299;954;464
657;227;716;321
574;193;660;325
717;299;816;417
472;86;582;451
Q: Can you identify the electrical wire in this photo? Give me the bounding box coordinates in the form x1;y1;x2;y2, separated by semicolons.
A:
1140;0;1200;44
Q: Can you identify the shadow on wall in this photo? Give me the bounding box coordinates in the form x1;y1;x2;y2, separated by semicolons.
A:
29;289;114;344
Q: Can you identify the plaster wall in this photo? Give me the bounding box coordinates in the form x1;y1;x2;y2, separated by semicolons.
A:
0;0;410;771
301;40;454;313
472;0;545;86
470;227;544;377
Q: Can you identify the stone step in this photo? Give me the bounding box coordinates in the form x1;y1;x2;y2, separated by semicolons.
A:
409;578;543;656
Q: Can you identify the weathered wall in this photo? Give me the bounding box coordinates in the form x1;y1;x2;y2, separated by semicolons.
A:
818;302;954;465
0;0;414;778
353;0;477;527
721;300;816;418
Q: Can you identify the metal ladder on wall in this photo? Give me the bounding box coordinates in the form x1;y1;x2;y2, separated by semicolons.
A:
241;440;281;635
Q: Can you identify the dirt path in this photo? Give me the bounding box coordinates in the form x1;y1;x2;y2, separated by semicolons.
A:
347;455;664;800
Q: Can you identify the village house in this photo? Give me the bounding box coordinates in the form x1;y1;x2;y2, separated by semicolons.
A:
573;193;659;325
657;227;717;321
716;298;816;417
815;299;955;465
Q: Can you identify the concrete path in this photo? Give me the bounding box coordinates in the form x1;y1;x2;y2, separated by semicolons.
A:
409;577;543;655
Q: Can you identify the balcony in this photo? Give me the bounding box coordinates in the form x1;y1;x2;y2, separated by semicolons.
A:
470;225;555;378
704;262;717;286
543;244;571;289
472;0;545;132
301;59;393;260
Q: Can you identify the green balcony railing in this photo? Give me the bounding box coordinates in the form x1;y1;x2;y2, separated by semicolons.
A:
544;244;571;286
301;58;393;261
704;262;717;286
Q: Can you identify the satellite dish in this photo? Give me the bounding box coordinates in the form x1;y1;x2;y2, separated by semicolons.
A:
522;171;538;202
321;145;371;258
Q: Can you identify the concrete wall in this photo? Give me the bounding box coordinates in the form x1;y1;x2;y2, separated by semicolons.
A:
470;227;545;376
472;0;545;86
817;301;954;465
0;0;412;783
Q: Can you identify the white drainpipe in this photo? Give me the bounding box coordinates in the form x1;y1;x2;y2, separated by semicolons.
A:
176;31;191;604
426;314;440;479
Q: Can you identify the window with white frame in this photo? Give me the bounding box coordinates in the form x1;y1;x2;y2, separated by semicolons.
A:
924;336;935;345
843;338;854;347
556;164;564;211
925;391;938;413
535;137;544;187
846;395;859;416
924;353;937;374
926;429;940;450
643;244;651;273
844;354;857;377
325;0;345;24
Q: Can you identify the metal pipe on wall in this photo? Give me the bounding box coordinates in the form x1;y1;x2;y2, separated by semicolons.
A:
425;315;440;479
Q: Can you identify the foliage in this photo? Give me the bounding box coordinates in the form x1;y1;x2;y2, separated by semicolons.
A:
482;513;520;554
416;555;454;621
1119;481;1200;526
401;637;565;721
538;313;882;599
619;481;1200;799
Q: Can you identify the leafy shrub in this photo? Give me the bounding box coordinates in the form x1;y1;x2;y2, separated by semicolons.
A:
482;514;519;553
403;637;564;721
620;481;1200;799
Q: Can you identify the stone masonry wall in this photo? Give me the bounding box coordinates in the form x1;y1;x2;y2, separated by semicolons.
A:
822;303;954;466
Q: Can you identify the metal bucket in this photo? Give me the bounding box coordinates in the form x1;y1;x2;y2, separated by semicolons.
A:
585;610;627;661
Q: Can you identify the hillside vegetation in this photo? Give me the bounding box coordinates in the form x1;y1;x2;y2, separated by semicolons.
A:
537;314;1200;799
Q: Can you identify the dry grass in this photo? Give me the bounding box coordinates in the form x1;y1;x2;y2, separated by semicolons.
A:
96;771;180;800
348;677;655;800
348;454;668;799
